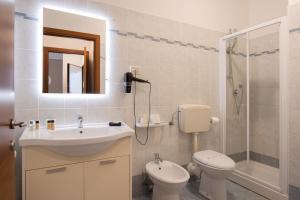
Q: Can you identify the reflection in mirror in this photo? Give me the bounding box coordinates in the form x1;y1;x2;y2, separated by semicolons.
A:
46;49;88;94
68;63;83;94
43;8;106;94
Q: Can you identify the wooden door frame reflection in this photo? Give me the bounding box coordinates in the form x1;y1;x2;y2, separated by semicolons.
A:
43;47;89;93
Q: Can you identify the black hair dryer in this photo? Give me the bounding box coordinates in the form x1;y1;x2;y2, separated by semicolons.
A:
124;72;149;93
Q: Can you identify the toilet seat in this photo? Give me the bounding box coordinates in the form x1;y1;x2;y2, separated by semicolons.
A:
193;150;235;170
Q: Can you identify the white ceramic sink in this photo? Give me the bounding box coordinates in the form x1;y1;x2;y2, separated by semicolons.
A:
19;123;134;156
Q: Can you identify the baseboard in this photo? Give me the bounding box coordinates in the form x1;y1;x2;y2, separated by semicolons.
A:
289;185;300;200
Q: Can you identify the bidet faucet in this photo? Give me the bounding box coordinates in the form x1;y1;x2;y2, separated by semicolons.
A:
154;153;163;164
77;114;84;128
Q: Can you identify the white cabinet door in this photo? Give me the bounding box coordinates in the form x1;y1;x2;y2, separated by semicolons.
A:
85;156;130;200
26;163;84;200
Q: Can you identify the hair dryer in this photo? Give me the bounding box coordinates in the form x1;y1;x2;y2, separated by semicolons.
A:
124;72;150;93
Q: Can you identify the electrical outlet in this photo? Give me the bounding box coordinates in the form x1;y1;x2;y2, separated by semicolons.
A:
130;66;141;75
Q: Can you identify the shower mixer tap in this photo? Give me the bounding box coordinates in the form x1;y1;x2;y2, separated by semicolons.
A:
233;84;243;96
233;89;239;96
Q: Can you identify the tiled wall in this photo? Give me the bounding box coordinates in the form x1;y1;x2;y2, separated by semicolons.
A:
15;0;222;190
288;2;300;197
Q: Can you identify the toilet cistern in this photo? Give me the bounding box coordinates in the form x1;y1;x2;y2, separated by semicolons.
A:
179;104;211;153
178;104;235;200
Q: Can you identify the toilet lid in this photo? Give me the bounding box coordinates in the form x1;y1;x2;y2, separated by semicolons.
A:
193;150;235;170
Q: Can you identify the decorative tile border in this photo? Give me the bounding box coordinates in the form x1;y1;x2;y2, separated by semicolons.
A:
228;151;247;162
229;151;279;168
110;29;219;52
14;11;300;59
250;151;279;168
250;49;280;57
290;27;300;33
289;185;300;200
110;29;283;58
231;51;247;57
15;12;38;21
230;48;280;58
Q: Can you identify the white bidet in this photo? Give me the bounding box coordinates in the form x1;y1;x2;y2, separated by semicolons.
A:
146;160;190;200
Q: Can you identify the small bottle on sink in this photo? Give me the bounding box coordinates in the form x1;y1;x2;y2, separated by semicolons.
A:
35;120;39;130
47;119;55;131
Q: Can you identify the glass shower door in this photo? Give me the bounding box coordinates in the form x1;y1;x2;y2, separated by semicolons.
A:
225;35;248;164
247;24;280;187
220;18;288;197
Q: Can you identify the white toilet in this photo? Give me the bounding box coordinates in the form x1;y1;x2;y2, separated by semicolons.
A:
146;160;190;200
193;150;235;199
179;104;236;200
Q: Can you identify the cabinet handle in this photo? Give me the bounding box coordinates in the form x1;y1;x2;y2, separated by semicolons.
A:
99;159;116;165
46;167;67;174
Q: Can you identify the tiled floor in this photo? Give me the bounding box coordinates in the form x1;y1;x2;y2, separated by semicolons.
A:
133;180;268;200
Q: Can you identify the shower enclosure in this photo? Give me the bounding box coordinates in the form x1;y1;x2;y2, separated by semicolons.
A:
219;18;289;200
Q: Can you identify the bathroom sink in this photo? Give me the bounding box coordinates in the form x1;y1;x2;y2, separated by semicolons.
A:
19;123;134;156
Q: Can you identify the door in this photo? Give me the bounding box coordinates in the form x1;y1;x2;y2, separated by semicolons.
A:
26;163;84;200
85;156;130;200
0;0;16;200
83;47;88;93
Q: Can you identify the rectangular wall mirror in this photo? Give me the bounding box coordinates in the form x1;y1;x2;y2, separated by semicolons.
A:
43;8;106;94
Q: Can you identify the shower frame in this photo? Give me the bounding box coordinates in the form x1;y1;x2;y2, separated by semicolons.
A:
219;17;289;200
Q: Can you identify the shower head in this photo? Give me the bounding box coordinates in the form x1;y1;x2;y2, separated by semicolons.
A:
228;28;238;51
231;38;238;49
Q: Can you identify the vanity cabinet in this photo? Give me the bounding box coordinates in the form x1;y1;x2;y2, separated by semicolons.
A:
26;163;84;200
22;137;132;200
85;156;130;200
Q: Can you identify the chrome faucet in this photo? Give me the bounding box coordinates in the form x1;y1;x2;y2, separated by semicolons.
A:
77;114;84;128
154;153;163;164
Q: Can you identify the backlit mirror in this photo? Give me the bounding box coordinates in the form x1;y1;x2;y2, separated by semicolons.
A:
43;8;106;94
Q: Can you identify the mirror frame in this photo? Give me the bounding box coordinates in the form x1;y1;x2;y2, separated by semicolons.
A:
43;27;101;93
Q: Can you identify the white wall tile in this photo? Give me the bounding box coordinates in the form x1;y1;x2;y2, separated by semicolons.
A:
15;17;39;51
15;109;39;122
16;0;40;18
39;94;65;109
290;109;300;133
65;108;88;125
14;49;39;80
289;3;300;188
15;80;39;110
87;106;108;123
39;108;65;127
64;96;87;109
64;0;88;11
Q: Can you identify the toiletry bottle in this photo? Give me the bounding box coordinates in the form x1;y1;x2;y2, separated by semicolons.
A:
35;120;39;130
50;120;55;130
29;120;35;131
47;119;52;130
52;120;55;131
